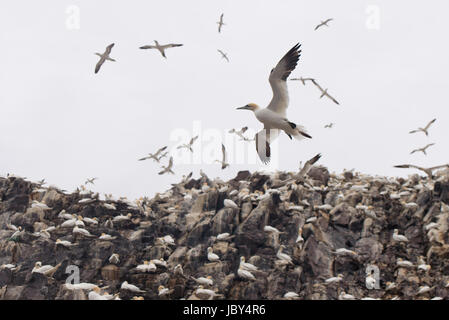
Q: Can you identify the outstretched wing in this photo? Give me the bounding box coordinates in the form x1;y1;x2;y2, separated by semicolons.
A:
424;118;436;130
255;128;280;164
267;43;301;117
95;57;105;74
105;43;115;54
221;144;227;163
140;45;156;49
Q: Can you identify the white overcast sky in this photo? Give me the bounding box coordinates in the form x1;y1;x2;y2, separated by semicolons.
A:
1;0;448;199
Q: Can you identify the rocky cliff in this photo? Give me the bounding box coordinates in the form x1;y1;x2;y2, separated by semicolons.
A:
1;166;449;300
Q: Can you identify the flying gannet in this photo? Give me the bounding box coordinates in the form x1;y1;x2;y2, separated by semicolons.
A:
410;143;435;156
94;43;115;74
158;157;175;175
215;144;230;169
139;41;183;59
236;43;311;164
217;13;225;33
85;177;98;185
394;164;449;180
409;118;436;136
324;123;334;129
315;18;334;30
310;79;340;105
217;49;229;62
177;135;199;153
138;146;167;162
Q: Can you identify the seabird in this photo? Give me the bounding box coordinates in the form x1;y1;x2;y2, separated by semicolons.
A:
85;177;98;185
298;153;322;178
396;258;414;268
217;13;225;33
194;286;224;300
237;267;256;280
158;285;173;297
276;245;293;264
136;261;156;273
239;256;258;272
158;157;175;175
215;144;230;169
138;146;167;162
207;247;220;262
394;164;449;180
120;281;146;293
324;123;334;128
310;79;339;105
112;213;132;222
73;226;94;237
409;118;436;136
55;239;74;248
216;232;234;241
191;276;213;286
32;261;61;277
88;287;108;300
177;135;199;153
139;41;183;59
410;143;435;155
338;291;355;300
229;127;254;142
325;274;343;284
217;49;229;62
223;199;238;209
315;18;333;30
236;43;311;164
264;226;284;234
94;43;115;74
284;292;299;299
99;233;117;240
109;253;120;265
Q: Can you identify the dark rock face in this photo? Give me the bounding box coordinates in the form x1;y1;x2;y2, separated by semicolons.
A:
1;170;449;300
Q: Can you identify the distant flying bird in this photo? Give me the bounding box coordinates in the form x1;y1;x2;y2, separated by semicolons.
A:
298;154;322;178
229;127;253;141
409;119;436;136
158;157;174;175
215;144;229;169
157;151;169;162
394;164;449;179
139;41;183;59
291;77;315;86
217;49;229;62
324;123;334;129
177;135;199;153
217;13;225;33
315;18;333;30
138;146;168;162
311;79;339;105
94;43;115;74
85;177;98;185
236;43;311;164
410;143;435;155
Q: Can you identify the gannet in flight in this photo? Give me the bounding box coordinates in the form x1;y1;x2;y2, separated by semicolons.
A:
217;13;225;33
324;123;334;128
291;77;315;86
393;164;449;179
229;127;253;141
215;144;229;169
410;143;435;155
177;135;199;153
138;146;168;162
310;79;339;105
237;43;311;164
315;18;333;30
94;43;115;74
158;157;175;175
409;118;436;136
217;49;229;62
139;41;183;59
85;177;98;185
298;153;322;178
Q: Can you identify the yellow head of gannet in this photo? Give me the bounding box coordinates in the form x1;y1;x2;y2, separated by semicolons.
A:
237;103;260;112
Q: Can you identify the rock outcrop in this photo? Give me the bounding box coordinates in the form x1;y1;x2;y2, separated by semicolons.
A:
1;167;449;300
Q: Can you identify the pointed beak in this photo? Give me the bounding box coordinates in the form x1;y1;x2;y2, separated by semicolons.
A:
237;105;251;110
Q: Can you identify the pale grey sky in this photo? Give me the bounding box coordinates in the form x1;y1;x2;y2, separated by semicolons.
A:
1;0;448;199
